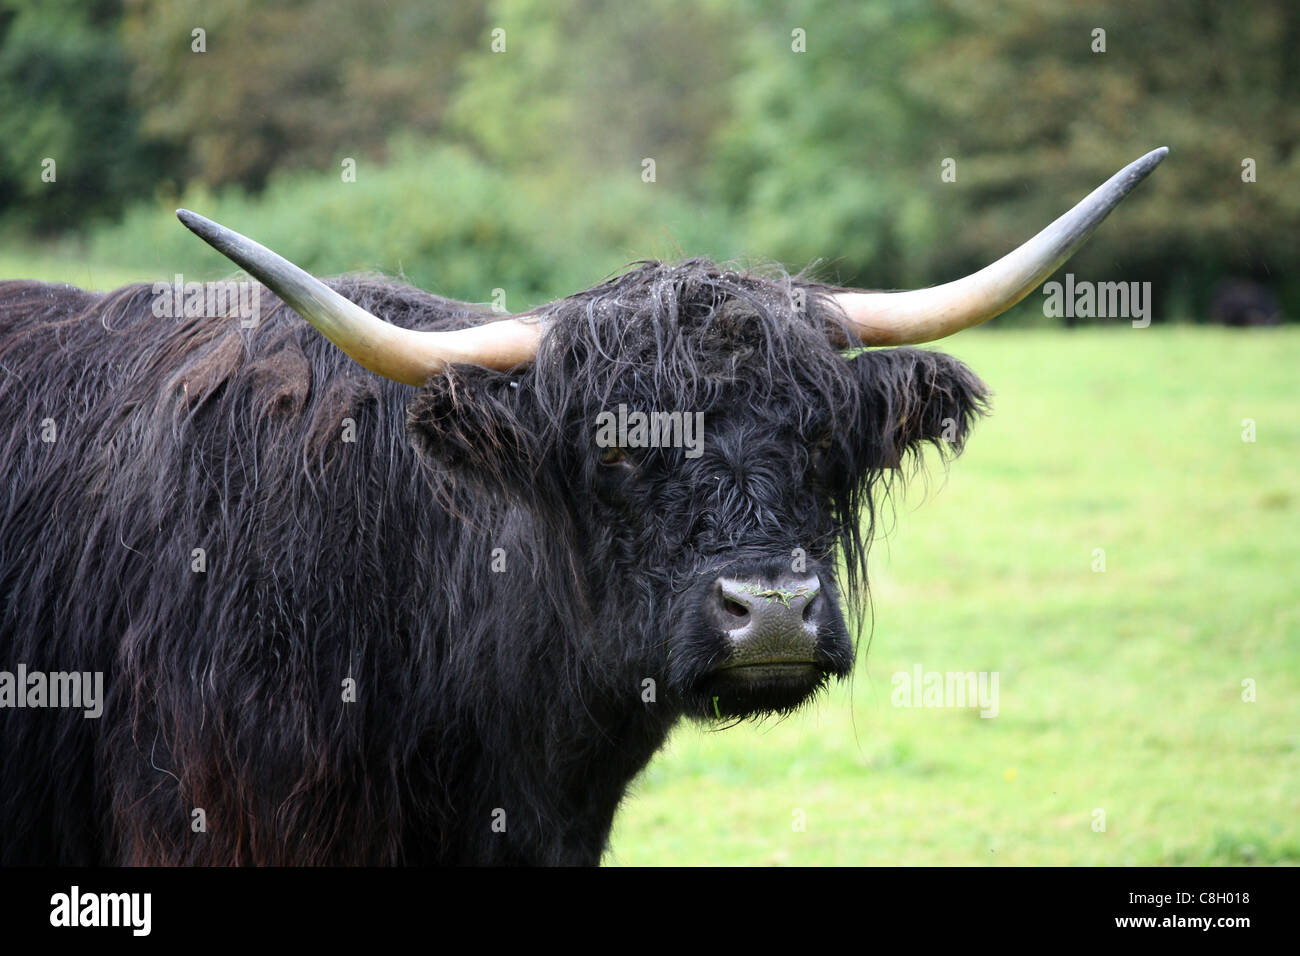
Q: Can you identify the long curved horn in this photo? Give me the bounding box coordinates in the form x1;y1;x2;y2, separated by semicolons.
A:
176;210;542;385
831;147;1168;345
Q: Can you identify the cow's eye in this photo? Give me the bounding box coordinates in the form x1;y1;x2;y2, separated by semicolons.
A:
810;431;834;474
598;446;628;467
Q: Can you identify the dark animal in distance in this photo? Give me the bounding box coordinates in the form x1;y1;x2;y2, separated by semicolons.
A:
0;149;1166;865
1210;279;1281;326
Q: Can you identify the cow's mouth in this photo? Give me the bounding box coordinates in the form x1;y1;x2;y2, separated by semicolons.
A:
715;661;820;677
692;661;830;718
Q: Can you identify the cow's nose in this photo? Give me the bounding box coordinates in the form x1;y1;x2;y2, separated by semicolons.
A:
708;574;824;664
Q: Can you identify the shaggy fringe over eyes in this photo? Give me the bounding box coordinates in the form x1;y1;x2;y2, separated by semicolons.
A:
506;259;988;619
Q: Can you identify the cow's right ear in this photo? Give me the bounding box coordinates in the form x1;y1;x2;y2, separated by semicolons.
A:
844;347;990;470
406;366;547;499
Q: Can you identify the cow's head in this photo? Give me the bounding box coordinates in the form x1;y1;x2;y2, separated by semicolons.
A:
178;148;1166;720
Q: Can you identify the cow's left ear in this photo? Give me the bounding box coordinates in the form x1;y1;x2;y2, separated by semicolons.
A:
406;366;548;499
844;348;990;468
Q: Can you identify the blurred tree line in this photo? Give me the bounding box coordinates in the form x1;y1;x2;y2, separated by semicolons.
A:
0;0;1294;318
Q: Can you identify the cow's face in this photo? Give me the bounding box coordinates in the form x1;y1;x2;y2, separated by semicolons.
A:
409;264;988;720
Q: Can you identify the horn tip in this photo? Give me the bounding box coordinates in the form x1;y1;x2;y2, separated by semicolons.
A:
176;208;214;238
1110;147;1168;196
1136;146;1170;173
175;209;240;259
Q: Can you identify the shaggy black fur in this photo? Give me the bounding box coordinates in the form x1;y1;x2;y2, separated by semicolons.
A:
0;260;987;865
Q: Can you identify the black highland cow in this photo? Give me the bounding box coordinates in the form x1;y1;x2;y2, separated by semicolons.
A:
0;150;1165;865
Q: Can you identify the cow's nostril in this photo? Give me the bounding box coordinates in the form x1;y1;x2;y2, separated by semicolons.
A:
722;598;754;621
802;592;820;623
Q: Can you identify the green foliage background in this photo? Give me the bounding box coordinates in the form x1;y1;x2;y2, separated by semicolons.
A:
0;0;1295;316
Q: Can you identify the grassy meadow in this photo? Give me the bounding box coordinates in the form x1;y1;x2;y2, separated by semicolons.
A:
0;249;160;292
608;327;1300;865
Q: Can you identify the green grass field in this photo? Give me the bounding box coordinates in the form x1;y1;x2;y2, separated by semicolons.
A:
4;247;1295;865
607;327;1300;865
0;249;162;291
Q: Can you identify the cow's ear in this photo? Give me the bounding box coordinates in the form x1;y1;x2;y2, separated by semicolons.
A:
845;348;990;468
406;366;546;498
